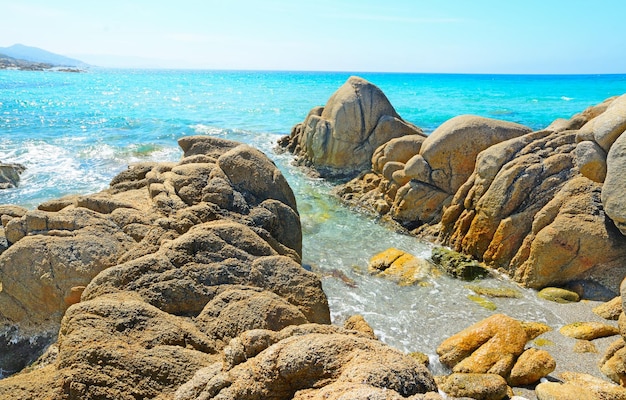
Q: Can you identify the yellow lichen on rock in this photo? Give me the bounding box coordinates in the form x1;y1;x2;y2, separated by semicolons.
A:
559;321;619;340
368;248;432;286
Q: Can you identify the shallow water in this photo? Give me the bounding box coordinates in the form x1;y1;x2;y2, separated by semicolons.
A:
2;69;625;377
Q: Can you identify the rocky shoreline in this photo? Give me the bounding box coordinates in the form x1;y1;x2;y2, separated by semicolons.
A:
1;78;626;399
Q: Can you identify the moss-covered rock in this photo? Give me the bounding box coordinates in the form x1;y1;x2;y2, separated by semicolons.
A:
538;287;580;303
431;247;490;280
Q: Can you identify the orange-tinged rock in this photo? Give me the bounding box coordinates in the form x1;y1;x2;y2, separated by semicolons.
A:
368;248;432;286
437;314;528;377
559;321;619;340
508;347;556;386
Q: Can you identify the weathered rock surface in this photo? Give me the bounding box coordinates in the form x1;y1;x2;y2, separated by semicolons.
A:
174;324;437;400
368;247;433;286
278;76;424;178
437;313;557;390
338;115;530;226
536;371;626;400
0;136;439;399
0;161;25;189
438;373;508;400
330;91;626;291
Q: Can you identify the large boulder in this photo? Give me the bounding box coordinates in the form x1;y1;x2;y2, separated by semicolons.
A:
338;115;531;227
278;76;424;178
0;136;439;399
602;126;626;235
174;324;437;400
441;96;626;291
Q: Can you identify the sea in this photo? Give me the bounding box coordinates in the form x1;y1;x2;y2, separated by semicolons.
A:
2;69;626;369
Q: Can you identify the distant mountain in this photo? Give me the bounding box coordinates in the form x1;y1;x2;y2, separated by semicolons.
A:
0;44;88;67
0;53;55;71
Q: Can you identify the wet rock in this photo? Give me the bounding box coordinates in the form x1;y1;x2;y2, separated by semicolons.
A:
465;284;522;298
537;287;580;303
559;321;619;340
437;314;527;377
0;161;26;189
508;348;556;386
438;373;508;400
535;381;596;400
431;247;489;280
368;247;433;286
278;76;423;178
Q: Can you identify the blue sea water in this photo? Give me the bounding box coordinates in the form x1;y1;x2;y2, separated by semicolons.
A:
2;69;626;364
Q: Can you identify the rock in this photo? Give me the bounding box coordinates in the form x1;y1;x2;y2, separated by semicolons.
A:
535;381;596;400
438;95;626;290
430;247;490;280
508;348;556;386
437;314;528;377
0;161;25;189
542;371;626;400
415;115;532;194
559;321;619;340
520;321;553;340
574;140;607;182
602;125;626;235
537;287;580;303
573;340;598;353
343;314;376;339
175;324;437;400
438;373;508;400
585;93;626;152
464;284;522;298
279;76;424;178
0;138;312;381
368;248;433;286
0;136;440;399
372;134;427;174
387;115;531;226
600;338;626;384
594;296;623;320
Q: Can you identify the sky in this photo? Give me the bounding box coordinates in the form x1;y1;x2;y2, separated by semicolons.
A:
1;0;625;74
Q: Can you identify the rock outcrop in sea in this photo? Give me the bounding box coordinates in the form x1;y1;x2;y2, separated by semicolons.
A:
278;76;424;179
0;136;438;399
284;77;626;295
0;161;25;189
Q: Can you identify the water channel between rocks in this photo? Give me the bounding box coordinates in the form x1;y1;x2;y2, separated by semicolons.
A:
282;156;617;381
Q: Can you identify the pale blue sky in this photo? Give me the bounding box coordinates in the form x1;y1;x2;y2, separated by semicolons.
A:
1;0;625;73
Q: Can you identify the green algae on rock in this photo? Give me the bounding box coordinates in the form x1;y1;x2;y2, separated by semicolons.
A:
431;247;490;281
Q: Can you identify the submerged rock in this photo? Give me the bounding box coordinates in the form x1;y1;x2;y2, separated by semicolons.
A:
430;247;490;280
0;162;25;189
368;247;433;286
278;76;424;179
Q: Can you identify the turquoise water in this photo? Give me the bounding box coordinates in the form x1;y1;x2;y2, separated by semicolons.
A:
2;69;626;362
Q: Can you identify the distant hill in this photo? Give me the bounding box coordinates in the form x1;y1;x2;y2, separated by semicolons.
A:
0;53;55;71
0;44;88;68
